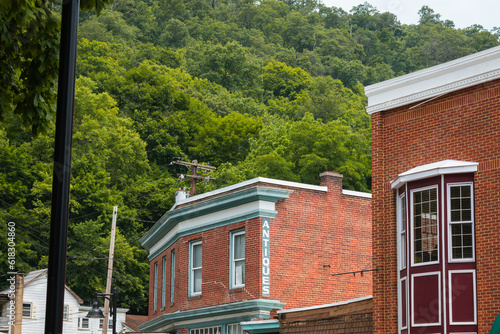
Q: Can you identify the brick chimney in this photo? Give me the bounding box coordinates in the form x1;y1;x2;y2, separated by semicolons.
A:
319;171;343;191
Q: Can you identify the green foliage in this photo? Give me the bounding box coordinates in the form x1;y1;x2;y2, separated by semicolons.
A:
2;0;498;314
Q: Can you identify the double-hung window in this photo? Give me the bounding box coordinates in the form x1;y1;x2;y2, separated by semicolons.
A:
412;186;439;265
190;240;202;296
78;317;89;329
171;250;176;303
231;230;245;288
22;303;32;318
162;256;166;308
63;304;69;321
153;262;158;312
448;183;474;261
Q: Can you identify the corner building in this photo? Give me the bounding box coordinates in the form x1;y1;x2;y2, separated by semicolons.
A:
139;172;372;334
365;45;500;333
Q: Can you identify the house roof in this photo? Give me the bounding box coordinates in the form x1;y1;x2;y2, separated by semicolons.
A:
365;45;500;114
123;314;148;332
277;295;373;314
0;269;84;304
390;160;479;189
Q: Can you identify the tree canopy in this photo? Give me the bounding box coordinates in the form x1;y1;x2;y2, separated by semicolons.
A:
1;0;498;313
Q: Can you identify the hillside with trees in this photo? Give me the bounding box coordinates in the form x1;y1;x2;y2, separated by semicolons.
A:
1;0;498;313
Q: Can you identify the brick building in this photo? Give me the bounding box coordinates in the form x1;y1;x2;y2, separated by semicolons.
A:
365;45;500;333
139;172;372;334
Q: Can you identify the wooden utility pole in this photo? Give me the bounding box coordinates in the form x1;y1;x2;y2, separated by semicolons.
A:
171;160;216;196
103;206;118;334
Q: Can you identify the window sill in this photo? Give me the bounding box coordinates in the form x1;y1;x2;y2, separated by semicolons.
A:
229;287;245;294
188;294;202;301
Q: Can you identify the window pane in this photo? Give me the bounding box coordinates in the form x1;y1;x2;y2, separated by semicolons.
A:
235;260;245;285
234;234;245;259
193;269;202;293
193;243;202;268
22;304;31;317
450;185;472;222
451;222;473;259
413;188;438;264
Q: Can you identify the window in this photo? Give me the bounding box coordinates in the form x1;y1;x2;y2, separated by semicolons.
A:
190;240;202;295
412;187;438;265
449;183;474;261
63;304;69;321
231;230;245;288
171;250;175;303
99;319;104;329
154;261;158;312
162;256;166;308
190;326;221;334
78;317;89;329
399;194;406;270
22;303;32;318
392;160;478;334
227;323;243;334
109;318;113;329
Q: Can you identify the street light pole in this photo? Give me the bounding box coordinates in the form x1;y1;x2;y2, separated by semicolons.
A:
86;287;118;334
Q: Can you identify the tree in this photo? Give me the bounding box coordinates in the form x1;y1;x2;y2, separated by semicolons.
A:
0;0;114;136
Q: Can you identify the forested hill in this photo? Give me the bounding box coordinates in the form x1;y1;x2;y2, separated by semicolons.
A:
1;0;498;314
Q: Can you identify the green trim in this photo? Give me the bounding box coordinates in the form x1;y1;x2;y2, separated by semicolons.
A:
242;321;280;334
138;299;285;332
141;187;292;250
148;208;277;261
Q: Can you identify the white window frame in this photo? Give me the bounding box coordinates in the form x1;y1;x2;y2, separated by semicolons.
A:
227;323;243;334
63;304;69;321
153;261;158;312
190;326;222;334
398;193;407;270
447;182;475;263
190;240;202;296
410;185;440;267
22;303;32;318
162;256;166;308
230;230;245;289
171;249;175;303
78;317;90;329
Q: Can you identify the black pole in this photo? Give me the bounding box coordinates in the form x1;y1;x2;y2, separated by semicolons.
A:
44;0;80;333
112;287;117;334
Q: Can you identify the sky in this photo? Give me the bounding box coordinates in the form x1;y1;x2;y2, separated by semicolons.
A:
320;0;499;31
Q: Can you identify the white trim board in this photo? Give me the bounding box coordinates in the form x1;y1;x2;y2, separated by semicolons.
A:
365;45;500;114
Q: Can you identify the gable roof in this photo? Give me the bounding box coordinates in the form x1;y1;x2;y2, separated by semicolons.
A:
0;269;84;304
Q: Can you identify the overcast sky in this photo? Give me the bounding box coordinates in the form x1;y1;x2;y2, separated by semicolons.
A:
320;0;499;31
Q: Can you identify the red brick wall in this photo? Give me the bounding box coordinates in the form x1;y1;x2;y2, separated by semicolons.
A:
148;217;262;319
147;176;372;320
371;79;500;333
269;175;372;310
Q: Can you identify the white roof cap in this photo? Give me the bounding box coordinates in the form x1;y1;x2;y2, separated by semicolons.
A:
391;160;478;189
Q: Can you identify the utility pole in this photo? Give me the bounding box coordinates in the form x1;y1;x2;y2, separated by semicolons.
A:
103;206;118;334
171;160;216;196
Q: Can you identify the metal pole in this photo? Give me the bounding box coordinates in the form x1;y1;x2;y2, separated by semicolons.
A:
44;0;80;333
112;287;117;334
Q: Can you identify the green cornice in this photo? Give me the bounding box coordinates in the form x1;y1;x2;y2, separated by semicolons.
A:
138;299;285;332
148;208;276;260
242;321;280;333
141;187;292;251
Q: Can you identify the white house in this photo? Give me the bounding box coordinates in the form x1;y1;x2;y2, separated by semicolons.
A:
0;269;128;334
